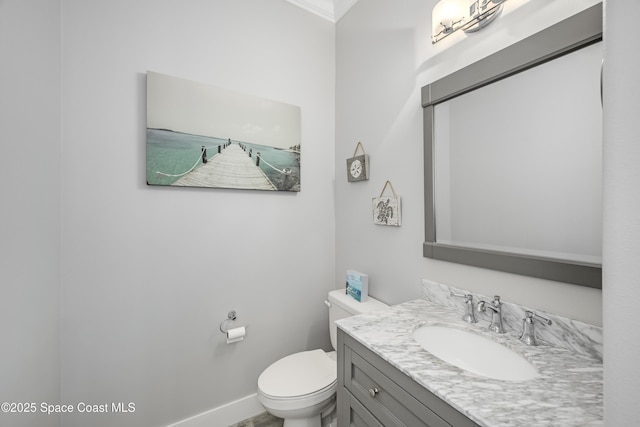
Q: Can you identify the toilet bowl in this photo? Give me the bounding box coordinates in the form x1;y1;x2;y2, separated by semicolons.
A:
258;350;336;427
257;289;388;427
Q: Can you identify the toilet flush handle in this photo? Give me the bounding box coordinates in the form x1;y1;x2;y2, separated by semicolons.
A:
324;300;331;308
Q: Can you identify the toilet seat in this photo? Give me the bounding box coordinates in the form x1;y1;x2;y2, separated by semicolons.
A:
258;349;337;400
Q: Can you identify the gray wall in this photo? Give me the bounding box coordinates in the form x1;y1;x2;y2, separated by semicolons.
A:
335;0;603;326
602;0;640;424
59;1;335;426
0;1;334;426
0;1;62;426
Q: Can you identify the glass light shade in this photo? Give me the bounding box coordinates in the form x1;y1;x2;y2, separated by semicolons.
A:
432;0;466;36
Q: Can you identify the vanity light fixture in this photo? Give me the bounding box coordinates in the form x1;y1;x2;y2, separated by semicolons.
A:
432;0;507;43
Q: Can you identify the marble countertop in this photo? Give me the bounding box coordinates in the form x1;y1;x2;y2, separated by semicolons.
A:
336;298;603;427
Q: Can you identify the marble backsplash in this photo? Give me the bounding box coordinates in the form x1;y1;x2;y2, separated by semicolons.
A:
422;279;603;360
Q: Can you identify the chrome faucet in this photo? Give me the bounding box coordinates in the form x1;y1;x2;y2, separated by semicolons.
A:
476;295;506;333
519;311;552;346
450;291;477;323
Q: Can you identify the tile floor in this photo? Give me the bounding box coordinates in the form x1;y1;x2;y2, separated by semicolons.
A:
228;411;283;427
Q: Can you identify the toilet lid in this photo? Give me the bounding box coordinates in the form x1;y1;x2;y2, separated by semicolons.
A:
258;349;336;398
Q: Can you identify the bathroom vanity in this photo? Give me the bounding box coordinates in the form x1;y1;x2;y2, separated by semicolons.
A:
338;329;478;426
336;282;603;427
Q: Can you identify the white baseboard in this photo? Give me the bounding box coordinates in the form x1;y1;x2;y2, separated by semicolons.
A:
166;393;265;427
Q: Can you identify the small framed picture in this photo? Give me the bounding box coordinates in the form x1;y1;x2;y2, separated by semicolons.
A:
346;141;369;182
372;181;401;226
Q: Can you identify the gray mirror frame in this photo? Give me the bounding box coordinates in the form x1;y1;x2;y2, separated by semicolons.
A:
422;4;603;289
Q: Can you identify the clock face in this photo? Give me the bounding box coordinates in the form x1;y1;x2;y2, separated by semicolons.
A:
350;159;362;178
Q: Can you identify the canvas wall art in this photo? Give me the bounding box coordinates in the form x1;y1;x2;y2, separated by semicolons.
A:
146;71;301;191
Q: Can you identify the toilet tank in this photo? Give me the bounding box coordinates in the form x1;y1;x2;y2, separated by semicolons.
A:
327;289;389;350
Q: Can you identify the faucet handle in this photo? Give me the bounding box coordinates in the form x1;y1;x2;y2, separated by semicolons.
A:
450;292;478;323
519;311;552;345
525;310;552;325
450;291;472;301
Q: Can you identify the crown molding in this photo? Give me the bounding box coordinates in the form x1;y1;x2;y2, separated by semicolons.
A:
333;0;358;22
285;0;358;23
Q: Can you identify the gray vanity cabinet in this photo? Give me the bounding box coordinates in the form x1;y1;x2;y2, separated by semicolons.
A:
337;329;479;427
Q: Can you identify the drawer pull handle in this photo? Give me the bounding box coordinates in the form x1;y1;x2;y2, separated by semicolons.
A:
368;387;380;398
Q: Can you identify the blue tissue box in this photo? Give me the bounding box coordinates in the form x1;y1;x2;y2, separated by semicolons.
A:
346;270;368;302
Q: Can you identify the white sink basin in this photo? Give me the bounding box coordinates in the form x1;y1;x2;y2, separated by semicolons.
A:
412;325;537;381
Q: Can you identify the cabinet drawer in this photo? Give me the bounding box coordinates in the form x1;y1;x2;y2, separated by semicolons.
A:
345;348;451;427
347;393;384;427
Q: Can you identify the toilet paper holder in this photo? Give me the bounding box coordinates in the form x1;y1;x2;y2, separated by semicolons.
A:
220;310;249;344
219;310;247;333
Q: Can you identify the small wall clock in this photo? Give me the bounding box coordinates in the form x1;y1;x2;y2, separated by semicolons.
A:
346;141;369;182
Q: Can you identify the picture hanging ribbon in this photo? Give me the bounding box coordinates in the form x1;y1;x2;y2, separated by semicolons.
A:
378;180;396;198
372;180;401;226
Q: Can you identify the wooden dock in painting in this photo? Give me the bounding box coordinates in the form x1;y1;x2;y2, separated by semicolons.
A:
172;144;277;190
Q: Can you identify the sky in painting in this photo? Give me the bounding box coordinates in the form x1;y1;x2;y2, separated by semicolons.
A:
147;71;301;149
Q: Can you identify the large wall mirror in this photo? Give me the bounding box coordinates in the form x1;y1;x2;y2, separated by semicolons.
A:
422;4;603;288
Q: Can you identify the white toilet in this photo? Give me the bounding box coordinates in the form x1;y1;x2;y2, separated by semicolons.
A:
257;289;388;427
